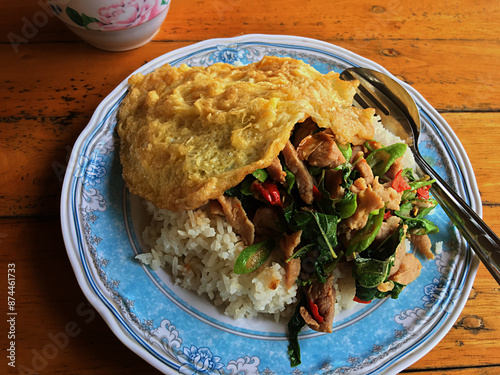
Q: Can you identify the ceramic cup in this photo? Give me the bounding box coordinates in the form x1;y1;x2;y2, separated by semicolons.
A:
48;0;171;51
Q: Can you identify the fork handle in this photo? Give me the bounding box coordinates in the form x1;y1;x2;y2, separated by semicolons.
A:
414;152;500;284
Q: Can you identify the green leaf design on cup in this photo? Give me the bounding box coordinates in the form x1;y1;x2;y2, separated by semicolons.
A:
66;7;100;29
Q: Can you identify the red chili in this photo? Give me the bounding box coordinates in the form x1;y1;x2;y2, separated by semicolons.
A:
391;169;411;193
308;299;324;323
416;185;430;200
383;210;392;220
253;180;282;206
353;296;372;304
312;185;323;202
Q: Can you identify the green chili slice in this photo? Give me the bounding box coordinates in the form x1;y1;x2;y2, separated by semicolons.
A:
233;239;275;274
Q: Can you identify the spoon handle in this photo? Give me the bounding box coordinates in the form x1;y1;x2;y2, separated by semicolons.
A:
414;151;500;284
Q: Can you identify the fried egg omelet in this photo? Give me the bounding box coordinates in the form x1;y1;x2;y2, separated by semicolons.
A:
117;56;375;211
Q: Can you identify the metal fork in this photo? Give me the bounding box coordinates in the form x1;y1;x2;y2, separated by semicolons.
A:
340;67;500;285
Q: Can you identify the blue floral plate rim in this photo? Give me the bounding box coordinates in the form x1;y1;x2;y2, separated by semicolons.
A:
60;34;481;375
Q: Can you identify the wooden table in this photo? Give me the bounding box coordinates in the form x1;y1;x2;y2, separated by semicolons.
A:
1;0;499;373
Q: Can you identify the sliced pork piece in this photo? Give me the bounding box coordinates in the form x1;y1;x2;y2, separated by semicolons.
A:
282;141;314;204
410;234;434;260
252;206;281;242
385;157;403;180
350;177;368;194
350;145;366;163
217;195;255;246
296;131;346;168
280;231;302;289
324;168;344;199
372;177;401;211
293;118;319;147
377;280;395;293
344;185;384;231
267;157;287;184
299;275;336;333
375;215;401;243
352;150;374;185
208;199;225;216
390;252;422;285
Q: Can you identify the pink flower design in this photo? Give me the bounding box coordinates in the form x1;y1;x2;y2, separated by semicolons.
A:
96;0;163;31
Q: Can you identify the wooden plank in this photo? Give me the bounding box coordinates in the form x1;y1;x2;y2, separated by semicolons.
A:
409;262;500;370
1;112;500;220
404;366;500;375
0;217;163;374
441;113;500;231
1;0;500;44
1;39;499;121
0;117;88;217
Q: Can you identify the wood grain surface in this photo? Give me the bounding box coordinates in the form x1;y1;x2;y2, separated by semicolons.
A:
1;0;499;374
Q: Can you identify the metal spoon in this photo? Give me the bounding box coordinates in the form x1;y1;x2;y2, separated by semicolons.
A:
340;67;500;284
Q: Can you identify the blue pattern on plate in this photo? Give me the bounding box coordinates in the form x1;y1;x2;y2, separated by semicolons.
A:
62;37;478;375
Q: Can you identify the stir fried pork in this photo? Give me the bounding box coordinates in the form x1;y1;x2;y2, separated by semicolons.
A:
213;112;437;350
280;231;302;289
372;177;401;211
296;130;346;169
390;253;422;285
353;151;374;185
324;169;344;199
267;157;287;184
375;215;401;243
252;206;281;242
300;275;336;333
410;234;434;260
389;225;408;276
344;181;384;231
282;141;314;204
293;118;319;147
216;195;255;246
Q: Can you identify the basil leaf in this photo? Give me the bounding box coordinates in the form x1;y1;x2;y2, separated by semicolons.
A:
286;243;316;262
355;280;406;301
308;165;325;176
287;299;306;367
346;208;385;256
309;212;339;258
233;239;275;274
365;143;408;176
335;190;357;219
314;170;338;216
240;177;254;195
353;257;392;288
339;162;356;189
414;199;438;219
367;225;405;262
406;218;440;235
394;201;413;219
283;166;296;194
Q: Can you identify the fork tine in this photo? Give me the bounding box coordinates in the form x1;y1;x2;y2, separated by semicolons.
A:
351;78;414;145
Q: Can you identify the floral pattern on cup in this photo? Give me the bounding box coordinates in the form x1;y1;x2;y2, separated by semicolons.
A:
58;0;170;31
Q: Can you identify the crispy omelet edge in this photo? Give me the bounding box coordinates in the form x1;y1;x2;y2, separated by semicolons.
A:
117;57;374;212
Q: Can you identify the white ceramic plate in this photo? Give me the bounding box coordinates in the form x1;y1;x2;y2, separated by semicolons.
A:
61;34;480;374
